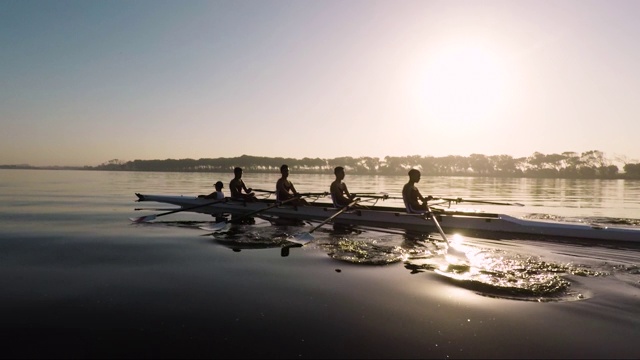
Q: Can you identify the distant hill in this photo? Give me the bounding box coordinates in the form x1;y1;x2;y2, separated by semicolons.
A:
85;152;640;179
4;151;640;179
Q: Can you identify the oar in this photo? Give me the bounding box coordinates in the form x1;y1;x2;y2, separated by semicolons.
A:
376;194;523;206
423;204;468;262
437;197;524;206
353;193;389;200
253;189;328;197
253;189;276;194
289;198;361;244
202;196;305;231
129;198;227;223
297;192;329;197
349;194;447;207
134;207;180;211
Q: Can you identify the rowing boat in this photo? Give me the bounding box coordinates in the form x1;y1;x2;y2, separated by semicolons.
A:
133;193;640;243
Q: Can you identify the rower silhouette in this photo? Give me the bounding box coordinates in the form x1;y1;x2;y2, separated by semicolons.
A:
276;164;308;206
330;166;361;208
402;169;433;213
230;167;257;202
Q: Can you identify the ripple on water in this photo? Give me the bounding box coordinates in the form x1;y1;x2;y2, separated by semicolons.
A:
158;221;636;303
314;232;623;303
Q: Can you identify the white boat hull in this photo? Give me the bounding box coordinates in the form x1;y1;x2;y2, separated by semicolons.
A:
134;193;640;243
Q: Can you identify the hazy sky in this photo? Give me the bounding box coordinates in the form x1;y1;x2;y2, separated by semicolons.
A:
2;0;639;167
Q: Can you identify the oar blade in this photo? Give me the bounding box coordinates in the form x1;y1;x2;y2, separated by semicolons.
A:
130;214;157;223
445;246;469;264
288;232;314;245
199;222;230;232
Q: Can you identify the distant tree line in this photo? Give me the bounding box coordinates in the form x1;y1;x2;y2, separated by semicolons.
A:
89;151;640;179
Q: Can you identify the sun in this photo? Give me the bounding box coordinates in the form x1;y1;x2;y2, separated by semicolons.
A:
419;44;509;124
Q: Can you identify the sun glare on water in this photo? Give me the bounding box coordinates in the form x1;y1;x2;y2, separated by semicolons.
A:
419;44;510;125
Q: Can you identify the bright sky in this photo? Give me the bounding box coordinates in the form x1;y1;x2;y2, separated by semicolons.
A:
2;0;639;167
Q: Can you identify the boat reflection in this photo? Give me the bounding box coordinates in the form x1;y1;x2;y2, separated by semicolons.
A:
197;218;636;303
294;225;623;303
202;218;304;257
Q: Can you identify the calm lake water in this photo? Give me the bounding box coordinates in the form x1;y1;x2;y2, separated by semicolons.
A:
1;169;639;359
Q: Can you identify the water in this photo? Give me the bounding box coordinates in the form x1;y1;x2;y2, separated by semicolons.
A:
1;169;639;358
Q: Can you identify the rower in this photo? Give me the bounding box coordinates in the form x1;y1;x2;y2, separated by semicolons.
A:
402;169;434;214
330;166;361;208
198;181;227;222
198;181;225;200
229;167;257;202
276;164;309;206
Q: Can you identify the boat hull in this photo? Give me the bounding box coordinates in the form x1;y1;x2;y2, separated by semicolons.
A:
134;193;640;243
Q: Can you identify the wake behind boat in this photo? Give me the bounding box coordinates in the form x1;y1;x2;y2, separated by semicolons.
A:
132;193;640;243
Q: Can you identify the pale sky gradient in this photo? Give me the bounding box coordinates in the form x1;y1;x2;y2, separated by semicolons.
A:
2;0;639;167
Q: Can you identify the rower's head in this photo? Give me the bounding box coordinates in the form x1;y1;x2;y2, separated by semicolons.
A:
408;169;421;182
234;167;243;177
280;164;289;176
334;166;345;179
214;181;224;190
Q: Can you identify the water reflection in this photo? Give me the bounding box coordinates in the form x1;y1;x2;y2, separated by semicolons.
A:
222;220;639;302
523;213;640;227
129;215;640;303
200;219;304;257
